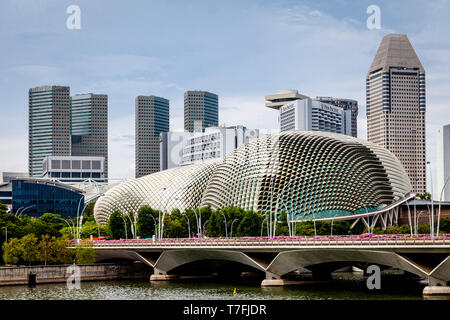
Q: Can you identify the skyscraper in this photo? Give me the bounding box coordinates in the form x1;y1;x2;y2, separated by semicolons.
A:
135;95;169;178
184;91;218;132
315;97;358;137
437;124;450;201
71;94;108;178
28;86;71;177
366;34;426;193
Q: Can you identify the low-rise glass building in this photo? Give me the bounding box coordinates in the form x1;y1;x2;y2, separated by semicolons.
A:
12;179;84;218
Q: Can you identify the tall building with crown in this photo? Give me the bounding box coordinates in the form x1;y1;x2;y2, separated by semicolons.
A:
366;34;426;193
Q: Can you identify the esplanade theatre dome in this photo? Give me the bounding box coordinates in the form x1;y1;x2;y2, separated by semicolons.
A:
94;131;412;224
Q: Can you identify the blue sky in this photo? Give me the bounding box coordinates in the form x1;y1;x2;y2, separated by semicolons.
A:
0;0;449;192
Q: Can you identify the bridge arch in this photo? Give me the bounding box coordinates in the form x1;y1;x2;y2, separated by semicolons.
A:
266;249;429;279
153;249;266;275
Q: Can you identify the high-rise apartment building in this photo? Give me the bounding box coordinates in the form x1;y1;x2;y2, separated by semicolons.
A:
279;99;352;136
135;96;169;178
28;86;71;177
437;125;450;201
316;97;358;137
366;34;426;193
71;94;108;178
265;90;309;110
184;91;218;132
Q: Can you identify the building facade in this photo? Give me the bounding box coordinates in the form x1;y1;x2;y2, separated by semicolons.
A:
71;94;108;178
135;96;169;178
265;90;309;110
42;156;106;182
95;131;411;224
366;34;426;193
160;131;192;171
279;99;352;136
11;178;84;218
184;91;218;132
160;126;260;170
180;125;259;166
28;86;71;177
437;124;450;201
315;97;358;137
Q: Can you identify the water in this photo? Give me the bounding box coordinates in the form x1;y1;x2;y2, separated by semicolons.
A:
1;272;445;300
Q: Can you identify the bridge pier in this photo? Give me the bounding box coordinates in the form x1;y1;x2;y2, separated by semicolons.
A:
423;276;450;296
149;268;179;281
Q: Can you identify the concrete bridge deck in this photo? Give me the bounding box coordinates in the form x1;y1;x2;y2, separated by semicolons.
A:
79;235;450;295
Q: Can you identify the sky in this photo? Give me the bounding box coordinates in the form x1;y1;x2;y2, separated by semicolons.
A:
0;0;449;195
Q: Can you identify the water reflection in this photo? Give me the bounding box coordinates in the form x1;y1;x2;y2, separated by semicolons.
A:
0;272;447;300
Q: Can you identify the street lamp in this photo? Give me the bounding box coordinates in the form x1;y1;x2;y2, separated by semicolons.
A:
157;187;167;239
276;197;292;237
17;205;35;218
404;200;413;237
147;213;157;238
118;212;128;240
55;217;75;240
221;211;228;238
230;218;238;238
125;213;135;239
427;161;434;239
14;206;24;217
261;215;268;237
182;212;191;238
161;194;180;239
437;174;450;237
202;220;209;237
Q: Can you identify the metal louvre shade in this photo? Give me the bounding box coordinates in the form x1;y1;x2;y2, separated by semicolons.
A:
200;131;411;220
94;131;411;224
94;160;220;224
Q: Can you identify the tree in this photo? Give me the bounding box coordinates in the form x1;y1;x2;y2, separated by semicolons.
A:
59;226;75;239
207;210;227;237
0;203;7;215
80;220;100;239
136;206;157;238
39;213;66;230
163;210;186;238
440;217;450;234
53;237;74;264
37;235;56;265
82;202;96;222
183;208;198;237
296;222;315;236
107;210;127;239
2;238;21;265
19;233;39;265
417;192;431;200
236;210;263;237
23;218;60;239
75;240;96;264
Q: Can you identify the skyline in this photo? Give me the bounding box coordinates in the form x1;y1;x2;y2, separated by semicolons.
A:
1;0;450;195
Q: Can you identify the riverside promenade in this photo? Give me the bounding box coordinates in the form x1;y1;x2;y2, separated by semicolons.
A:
0;262;151;286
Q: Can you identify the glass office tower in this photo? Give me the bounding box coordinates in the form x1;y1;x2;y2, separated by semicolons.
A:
28;86;71;177
71;93;108;178
135;95;169;178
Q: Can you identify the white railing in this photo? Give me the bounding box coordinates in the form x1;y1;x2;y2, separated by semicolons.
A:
85;235;449;248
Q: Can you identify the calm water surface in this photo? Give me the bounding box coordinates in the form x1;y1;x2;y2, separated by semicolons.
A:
0;272;446;300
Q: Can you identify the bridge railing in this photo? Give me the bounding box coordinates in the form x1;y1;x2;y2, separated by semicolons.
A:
88;234;449;247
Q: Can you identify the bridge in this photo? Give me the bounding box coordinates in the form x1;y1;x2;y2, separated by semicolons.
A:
86;234;450;295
